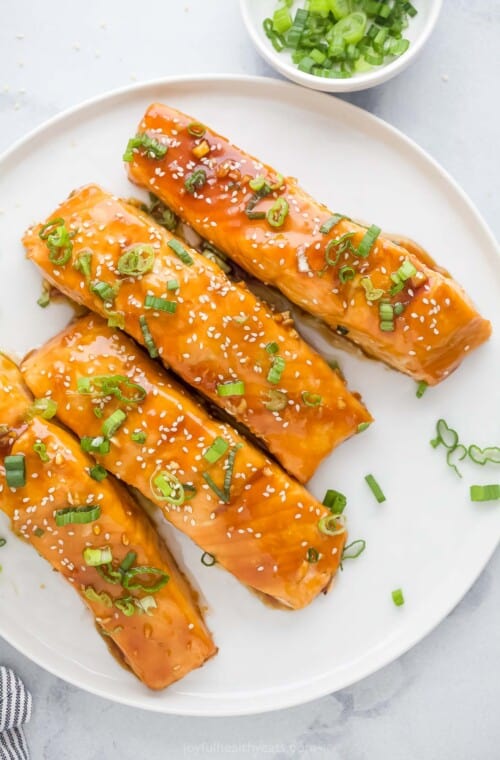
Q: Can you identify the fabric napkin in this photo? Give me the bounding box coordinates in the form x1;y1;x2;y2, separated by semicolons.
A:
0;668;31;760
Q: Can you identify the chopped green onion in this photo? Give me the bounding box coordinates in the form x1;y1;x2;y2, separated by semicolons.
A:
415;380;428;398
393;302;405;316
101;409;126;439
265;342;279;355
117;245;155;277
33;441;49;463
223;444;241;502
27;397;58;421
55;505;101;527
122;566;169;593
318;513;347;536
144;294;177;314
306;547;319;563
364;473;386;503
341;539;366;560
357;422;370;433
245;182;271;219
469;445;500;465
187;122;206;138
336;325;349;336
135;595;157;615
301;391;323;407
273;5;293;34
267;355;286;385
446;444;466;478
166;278;179;290
114;597;136;616
356;224;380;258
91;280;117;303
263;389;288;412
204;437;229;464
430;419;459;449
470;484;500;502
146;194;178;232
106;311;125;329
83;587;113;607
201;552;216;567
80;436;111;455
119;551;137;573
286;7;308;48
334;12;367;44
33;528;44;538
83;546;113;566
130;430;147;444
4;454;26;488
360;275;384;301
167;238;194;266
339;265;355;283
37;288;51;308
216;381;245;397
139;315;159;358
39;218;74;266
123;133;168;162
392;588;405;607
0;538;6;548
184;169;207;194
266;197;289;228
320;214;346;234
77;375;146;404
73;250;93;280
89;465;108;482
397;258;417;281
323;489;347;514
150;470;185;506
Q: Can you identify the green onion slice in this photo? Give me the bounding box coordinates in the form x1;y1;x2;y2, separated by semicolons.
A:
185;169;207;194
416;381;428;398
131;430;147;444
83;586;113;607
114;597;136;616
306;547;319;563
167;238;194;266
4;454;26;488
265;342;279;355
89;465;108;482
470;484;500;502
341;539;366;560
356;224;381;258
55;505;101;527
430;419;459;449
364;474;386;503
392;588;405;607
187;122;206;138
150;470;185;506
204;437;229;464
122;566;169;593
263;389;288;412
119;551;137;573
318;513;347;536
216;381;245;397
267;355;286;385
357;422;370;433
201;552;216;567
446;444;467;478
323;489;347;514
339;265;355;283
139;315;159;358
33;441;49;463
77;375;146;404
83;546;113;566
123;133;168;162
39;218;74;266
0;538;6;548
144;294;177;313
117;245;155;277
320;214;346;234
73;250;93;280
101;409;127;439
360;276;384;301
301;391;322;407
146;194;178;232
266;197;289;228
80;436;110;455
27;397;58;421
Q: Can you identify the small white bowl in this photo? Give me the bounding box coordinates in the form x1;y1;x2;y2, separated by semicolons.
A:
240;0;442;92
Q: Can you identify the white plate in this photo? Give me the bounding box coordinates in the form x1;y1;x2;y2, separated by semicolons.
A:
240;0;443;92
0;75;498;717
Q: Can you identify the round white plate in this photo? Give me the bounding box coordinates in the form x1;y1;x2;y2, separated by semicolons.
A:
0;75;498;717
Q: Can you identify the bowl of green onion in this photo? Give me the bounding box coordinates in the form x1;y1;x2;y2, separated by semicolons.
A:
240;0;442;92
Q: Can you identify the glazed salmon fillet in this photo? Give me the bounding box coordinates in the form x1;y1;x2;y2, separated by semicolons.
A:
22;184;371;484
21;315;347;610
0;355;216;690
125;102;491;384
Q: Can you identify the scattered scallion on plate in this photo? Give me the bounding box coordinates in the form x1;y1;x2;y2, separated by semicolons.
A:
263;0;416;80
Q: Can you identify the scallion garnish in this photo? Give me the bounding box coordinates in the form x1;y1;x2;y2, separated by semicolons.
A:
167;238;194;266
339;265;355;283
245;183;271;219
119;551;138;573
446;444;467;478
267;355;286;385
89;465;108;482
55;505;101;527
139;315;159;358
322;489;346;514
357;422;370;433
114;597;136;616
27;397;58;421
39;218;74;266
83;546;113;566
263;389;288;412
379;300;394;332
130;430;147;445
33;528;44;538
77;375;146;404
266;197;289;228
91;280;118;303
468;445;500;465
33;441;49;463
364;474;386;503
4;454;25;488
187;122;206;138
202;444;241;504
117;245;155;277
318;513;346;536
301;391;322;407
470;484;500;502
101;409;127;439
201;552;216;567
184;169;207;194
216;381;245;397
122;566;169;593
146;194;178;232
0;538;6;549
80;436;111;455
356;224;381;258
83;587;113;607
265;342;279;355
306;547;319;563
167;279;179;290
73;250;93;280
123;133;168;162
341;539;366;561
150;470;185;505
392;588;405;607
360;276;384;301
430;419;459;450
320;214;346;234
416;381;428;399
144;294;177;314
204;436;229;464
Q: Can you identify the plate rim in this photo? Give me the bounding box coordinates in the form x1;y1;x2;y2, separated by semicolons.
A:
0;73;498;717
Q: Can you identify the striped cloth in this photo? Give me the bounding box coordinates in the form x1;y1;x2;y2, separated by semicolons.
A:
0;668;31;760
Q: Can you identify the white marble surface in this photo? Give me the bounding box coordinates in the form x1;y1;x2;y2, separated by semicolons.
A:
0;0;499;757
